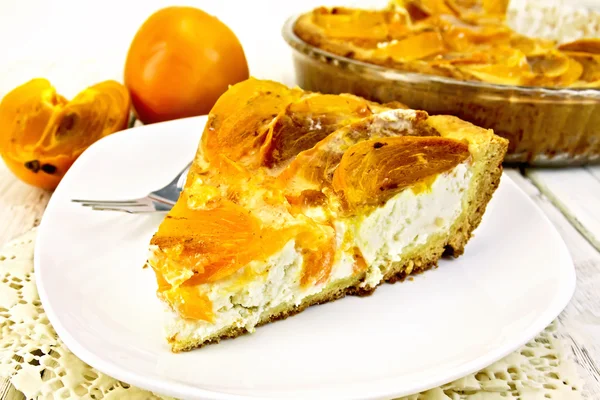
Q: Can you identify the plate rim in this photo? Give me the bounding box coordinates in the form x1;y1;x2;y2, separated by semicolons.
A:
34;116;577;400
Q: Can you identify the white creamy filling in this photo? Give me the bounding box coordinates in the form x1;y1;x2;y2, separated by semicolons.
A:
356;162;471;288
165;163;472;342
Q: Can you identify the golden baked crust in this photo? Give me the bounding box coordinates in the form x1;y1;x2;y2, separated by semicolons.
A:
148;78;508;352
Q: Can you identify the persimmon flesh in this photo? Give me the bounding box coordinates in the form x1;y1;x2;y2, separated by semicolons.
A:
0;79;130;190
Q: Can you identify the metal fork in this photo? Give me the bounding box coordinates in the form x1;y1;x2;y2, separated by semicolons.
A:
72;162;192;213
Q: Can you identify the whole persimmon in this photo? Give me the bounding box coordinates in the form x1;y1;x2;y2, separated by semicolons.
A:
124;7;249;124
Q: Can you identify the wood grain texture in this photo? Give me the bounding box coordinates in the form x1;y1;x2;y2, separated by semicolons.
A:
507;170;600;399
0;384;23;400
0;164;50;248
526;168;600;252
587;166;600;182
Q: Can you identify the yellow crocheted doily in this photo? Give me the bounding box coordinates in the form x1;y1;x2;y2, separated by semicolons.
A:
0;230;584;399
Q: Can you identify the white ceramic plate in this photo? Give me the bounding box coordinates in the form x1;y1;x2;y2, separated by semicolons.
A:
35;116;576;400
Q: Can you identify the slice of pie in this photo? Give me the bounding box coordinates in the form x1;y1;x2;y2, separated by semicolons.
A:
148;78;508;352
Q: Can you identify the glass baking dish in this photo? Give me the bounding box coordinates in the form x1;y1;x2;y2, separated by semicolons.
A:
282;15;600;166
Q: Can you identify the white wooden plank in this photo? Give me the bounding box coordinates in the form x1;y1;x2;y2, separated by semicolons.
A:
508;170;600;399
505;169;539;196
586;166;600;182
0;164;50;247
526;168;600;252
507;170;598;263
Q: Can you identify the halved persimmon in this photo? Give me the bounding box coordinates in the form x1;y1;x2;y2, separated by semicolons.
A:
0;79;130;190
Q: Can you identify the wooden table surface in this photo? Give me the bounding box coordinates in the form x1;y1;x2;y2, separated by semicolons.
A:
1;156;600;399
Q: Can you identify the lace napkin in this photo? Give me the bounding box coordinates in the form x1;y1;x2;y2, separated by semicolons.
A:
0;230;584;399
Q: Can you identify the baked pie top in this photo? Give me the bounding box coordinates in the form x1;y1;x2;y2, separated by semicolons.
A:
293;0;600;88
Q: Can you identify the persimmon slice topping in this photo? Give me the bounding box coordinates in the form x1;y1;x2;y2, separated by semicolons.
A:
313;8;391;40
374;31;446;61
151;199;292;285
526;53;583;87
296;2;596;88
332;136;470;209
300;238;335;286
162;284;215;322
201;78;303;165
564;52;600;87
260;94;374;168
277;109;436;194
558;39;600;55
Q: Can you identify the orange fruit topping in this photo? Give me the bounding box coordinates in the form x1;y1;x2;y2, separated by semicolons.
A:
332;136;470;209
